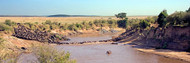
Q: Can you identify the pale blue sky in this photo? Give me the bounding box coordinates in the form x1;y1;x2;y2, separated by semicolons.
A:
0;0;189;16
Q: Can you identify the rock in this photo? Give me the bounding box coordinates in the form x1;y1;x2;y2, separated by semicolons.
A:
106;50;112;54
21;47;27;50
111;42;119;45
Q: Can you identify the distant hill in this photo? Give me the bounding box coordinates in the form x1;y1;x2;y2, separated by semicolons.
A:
47;14;98;17
0;14;98;17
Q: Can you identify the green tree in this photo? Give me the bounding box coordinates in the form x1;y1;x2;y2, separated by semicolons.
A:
117;18;128;28
157;10;168;27
115;13;127;19
139;20;150;29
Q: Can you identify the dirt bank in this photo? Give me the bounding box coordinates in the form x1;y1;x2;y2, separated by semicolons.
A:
113;26;190;62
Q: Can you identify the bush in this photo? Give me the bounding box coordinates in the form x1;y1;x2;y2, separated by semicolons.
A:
117;18;128;28
167;11;186;26
33;45;76;63
157;10;168;27
45;20;52;25
167;11;190;26
184;12;190;26
4;20;12;26
0;23;13;31
145;17;157;23
139;20;150;29
75;23;83;30
68;24;78;31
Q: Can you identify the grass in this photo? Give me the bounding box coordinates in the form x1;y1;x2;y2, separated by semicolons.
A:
0;16;149;24
0;37;18;63
33;45;76;63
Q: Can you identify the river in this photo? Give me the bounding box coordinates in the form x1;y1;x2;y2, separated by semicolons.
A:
18;33;189;63
56;33;189;63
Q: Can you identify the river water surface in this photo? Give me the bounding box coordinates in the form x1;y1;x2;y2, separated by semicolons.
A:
56;33;189;63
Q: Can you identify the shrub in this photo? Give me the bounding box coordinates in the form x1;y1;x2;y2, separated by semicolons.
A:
184;12;190;26
0;23;13;31
145;17;157;23
68;24;78;31
75;23;83;30
33;45;76;63
139;20;150;29
167;11;190;26
35;22;39;24
117;18;128;28
45;20;52;25
4;20;12;26
157;10;168;27
167;11;186;26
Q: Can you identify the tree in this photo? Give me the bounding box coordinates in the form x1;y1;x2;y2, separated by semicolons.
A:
186;7;190;12
117;18;128;28
157;10;168;27
115;13;127;19
139;20;150;29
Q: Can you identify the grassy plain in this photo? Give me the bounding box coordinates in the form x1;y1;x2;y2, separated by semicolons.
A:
0;16;149;24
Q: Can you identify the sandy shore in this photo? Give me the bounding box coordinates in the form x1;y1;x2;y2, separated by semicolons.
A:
123;41;190;63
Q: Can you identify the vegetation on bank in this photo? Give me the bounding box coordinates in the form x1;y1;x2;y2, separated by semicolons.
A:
33;45;76;63
0;37;18;63
114;7;190;51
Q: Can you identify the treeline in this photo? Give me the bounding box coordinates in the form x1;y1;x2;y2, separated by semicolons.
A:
123;7;190;30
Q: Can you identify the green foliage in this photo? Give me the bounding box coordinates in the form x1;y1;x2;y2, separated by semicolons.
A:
184;12;190;26
167;11;187;26
35;22;39;24
45;20;52;25
4;20;12;26
166;11;190;26
157;10;168;27
75;23;83;30
145;16;157;23
33;45;76;63
139;20;150;29
0;23;13;31
4;20;16;26
115;13;127;19
117;18;128;28
68;24;78;31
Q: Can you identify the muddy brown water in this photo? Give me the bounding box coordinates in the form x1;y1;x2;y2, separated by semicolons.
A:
18;33;189;63
56;33;189;63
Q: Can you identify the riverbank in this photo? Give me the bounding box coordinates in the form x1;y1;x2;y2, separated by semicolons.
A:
121;41;190;63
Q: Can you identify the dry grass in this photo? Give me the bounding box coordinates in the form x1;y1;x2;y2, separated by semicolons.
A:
0;16;149;24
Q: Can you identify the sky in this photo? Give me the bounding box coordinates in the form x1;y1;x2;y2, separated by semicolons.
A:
0;0;190;16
